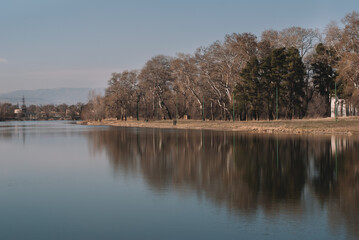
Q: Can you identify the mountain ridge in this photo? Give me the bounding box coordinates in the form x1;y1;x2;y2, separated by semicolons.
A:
0;88;104;105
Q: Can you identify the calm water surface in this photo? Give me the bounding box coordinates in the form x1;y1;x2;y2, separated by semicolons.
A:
0;121;358;240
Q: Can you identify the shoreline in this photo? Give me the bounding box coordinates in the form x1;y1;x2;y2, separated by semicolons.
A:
78;117;359;136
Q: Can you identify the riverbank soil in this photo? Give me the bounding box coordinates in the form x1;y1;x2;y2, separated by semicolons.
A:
80;117;359;136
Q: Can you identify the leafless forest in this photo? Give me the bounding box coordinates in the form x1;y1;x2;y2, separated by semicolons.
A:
77;12;359;121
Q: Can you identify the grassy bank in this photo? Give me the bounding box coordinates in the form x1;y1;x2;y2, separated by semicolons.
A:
79;117;359;136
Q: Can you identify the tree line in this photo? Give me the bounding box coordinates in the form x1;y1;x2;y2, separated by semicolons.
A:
0;102;83;121
83;11;359;121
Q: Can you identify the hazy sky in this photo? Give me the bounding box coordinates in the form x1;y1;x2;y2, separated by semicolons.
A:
1;0;358;93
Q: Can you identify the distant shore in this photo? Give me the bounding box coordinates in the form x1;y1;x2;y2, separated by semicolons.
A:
78;117;359;136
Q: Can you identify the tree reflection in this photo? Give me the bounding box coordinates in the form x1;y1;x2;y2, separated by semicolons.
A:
86;127;359;237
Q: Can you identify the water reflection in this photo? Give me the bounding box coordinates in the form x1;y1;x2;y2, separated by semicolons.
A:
86;127;359;237
0;121;89;143
1;123;358;238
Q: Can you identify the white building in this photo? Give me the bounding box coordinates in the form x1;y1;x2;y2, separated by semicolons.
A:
330;97;346;118
14;109;22;114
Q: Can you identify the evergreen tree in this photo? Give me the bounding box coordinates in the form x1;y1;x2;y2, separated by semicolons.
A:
283;47;306;118
269;48;287;119
237;56;262;120
237;47;306;120
259;53;274;119
311;43;337;117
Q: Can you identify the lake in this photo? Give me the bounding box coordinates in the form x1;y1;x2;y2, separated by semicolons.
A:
0;121;358;240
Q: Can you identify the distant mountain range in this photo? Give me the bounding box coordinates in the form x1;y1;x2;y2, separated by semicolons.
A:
0;88;104;105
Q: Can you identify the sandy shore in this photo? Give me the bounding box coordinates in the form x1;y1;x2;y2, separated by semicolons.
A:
78;117;359;136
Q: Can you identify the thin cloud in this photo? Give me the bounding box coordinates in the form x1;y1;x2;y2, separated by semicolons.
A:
0;58;8;63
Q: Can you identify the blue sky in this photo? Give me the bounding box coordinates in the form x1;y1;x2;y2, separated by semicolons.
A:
0;0;358;93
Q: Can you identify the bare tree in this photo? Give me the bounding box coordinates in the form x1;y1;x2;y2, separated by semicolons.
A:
262;27;320;61
171;53;205;118
105;70;139;120
341;11;359;53
85;90;105;121
195;33;258;119
139;55;175;119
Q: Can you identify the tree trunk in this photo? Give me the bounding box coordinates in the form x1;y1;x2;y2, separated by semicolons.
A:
161;101;172;120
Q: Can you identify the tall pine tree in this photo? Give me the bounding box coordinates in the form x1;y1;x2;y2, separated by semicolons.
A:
311;43;337;117
237;56;262;120
236;47;306;120
283;47;305;119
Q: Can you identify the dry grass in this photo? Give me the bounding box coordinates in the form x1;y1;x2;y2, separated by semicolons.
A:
79;116;359;136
